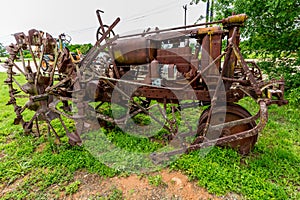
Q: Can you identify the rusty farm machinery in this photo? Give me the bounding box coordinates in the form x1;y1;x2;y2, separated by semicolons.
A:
4;10;287;158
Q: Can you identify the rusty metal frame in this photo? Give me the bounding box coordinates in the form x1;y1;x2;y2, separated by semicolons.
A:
4;11;288;155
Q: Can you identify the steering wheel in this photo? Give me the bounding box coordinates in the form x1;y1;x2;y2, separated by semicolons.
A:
96;25;115;41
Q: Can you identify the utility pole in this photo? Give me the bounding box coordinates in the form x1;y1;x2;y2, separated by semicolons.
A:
210;0;214;22
206;0;214;25
183;4;187;26
206;0;210;24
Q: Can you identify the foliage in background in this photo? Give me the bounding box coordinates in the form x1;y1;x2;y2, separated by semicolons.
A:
0;43;7;57
191;0;300;57
259;59;300;91
67;43;93;55
258;59;300;106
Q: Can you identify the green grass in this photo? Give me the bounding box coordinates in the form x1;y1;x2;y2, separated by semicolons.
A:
171;99;300;199
148;174;166;187
0;71;299;199
0;72;116;199
0;57;7;63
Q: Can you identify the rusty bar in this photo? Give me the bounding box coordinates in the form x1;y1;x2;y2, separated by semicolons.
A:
231;41;262;95
120;21;223;39
35;46;45;86
28;44;39;72
209;111;260;131
10;60;26;76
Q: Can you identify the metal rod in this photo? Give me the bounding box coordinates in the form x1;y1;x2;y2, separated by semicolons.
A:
35;46;45;86
11;61;26;76
119;19;222;39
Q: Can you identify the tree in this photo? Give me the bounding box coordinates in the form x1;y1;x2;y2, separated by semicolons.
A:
191;0;300;57
67;43;93;55
0;42;7;57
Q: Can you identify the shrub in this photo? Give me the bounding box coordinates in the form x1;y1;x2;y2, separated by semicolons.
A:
258;58;300;92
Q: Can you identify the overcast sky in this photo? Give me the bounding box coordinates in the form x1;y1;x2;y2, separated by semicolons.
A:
0;0;206;45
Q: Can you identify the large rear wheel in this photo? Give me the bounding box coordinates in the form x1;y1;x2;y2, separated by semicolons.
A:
195;103;257;155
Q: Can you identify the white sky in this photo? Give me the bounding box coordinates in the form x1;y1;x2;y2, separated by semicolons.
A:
0;0;206;45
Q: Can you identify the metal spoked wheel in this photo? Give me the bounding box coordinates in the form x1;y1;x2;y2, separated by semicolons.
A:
5;63;75;142
4;30;78;144
96;25;115;41
195;103;257;155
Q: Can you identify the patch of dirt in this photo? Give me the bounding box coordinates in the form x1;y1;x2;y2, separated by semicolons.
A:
0;174;29;197
67;169;222;200
0;169;243;200
0;151;6;159
35;143;46;152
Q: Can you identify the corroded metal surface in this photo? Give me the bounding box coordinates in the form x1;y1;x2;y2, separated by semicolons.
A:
4;11;287;156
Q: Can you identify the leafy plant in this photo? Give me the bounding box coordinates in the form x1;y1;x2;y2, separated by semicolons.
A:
288;87;300;106
107;187;123;200
148;174;166;187
67;43;93;55
191;0;300;57
258;58;300;91
0;42;7;57
65;180;81;195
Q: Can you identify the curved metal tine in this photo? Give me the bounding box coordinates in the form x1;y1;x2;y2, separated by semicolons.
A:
46;119;61;142
18;104;29;115
35;118;40;137
168;105;178;134
27;43;39;72
58;115;70;135
25;112;38;131
148;103;166;119
11;77;29;94
11;61;26;76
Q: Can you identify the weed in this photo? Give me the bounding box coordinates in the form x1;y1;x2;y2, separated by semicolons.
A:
65;180;81;195
148;174;166;187
258;59;300;91
95;186;123;200
287;87;300;106
107;187;123;200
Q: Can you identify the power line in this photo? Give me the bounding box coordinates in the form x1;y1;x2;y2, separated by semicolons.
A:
67;0;185;35
124;4;179;23
123;0;179;21
67;26;97;34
